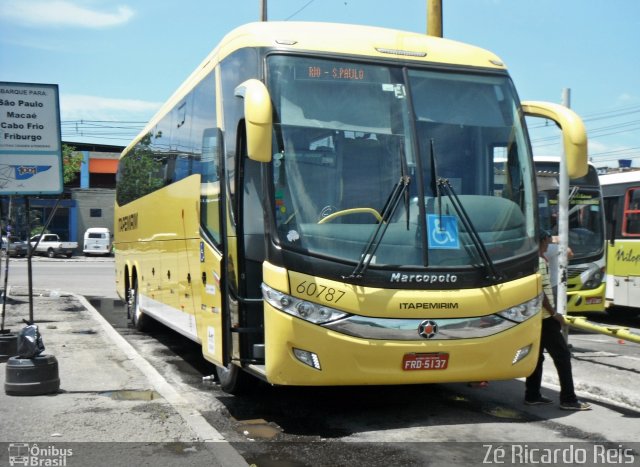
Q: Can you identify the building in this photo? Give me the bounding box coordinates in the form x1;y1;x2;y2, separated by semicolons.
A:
69;142;121;249
0;142;122;251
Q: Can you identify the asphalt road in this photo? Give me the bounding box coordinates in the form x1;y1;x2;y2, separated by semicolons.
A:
3;256;640;466
1;254;117;299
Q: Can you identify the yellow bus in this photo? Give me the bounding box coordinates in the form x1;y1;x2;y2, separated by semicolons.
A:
599;170;640;316
534;157;606;313
114;22;587;393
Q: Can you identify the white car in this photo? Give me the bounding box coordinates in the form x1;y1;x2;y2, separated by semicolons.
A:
83;227;112;256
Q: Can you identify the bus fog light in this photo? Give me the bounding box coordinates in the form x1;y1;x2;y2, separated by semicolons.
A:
293;348;321;370
512;344;532;364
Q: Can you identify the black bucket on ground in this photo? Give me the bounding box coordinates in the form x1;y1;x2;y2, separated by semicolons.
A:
5;354;60;396
0;333;18;362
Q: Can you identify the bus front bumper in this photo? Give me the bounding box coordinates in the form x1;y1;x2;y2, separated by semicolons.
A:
567;283;606;313
263;304;541;387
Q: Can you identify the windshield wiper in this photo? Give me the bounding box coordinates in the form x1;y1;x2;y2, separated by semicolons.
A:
428;139;501;282
429;139;444;223
436;178;503;283
344;175;410;280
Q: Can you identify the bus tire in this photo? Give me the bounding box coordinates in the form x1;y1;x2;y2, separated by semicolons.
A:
606;306;640;318
129;280;148;332
215;362;252;394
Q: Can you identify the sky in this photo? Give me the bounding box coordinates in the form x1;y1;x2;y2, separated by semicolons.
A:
1;0;639;168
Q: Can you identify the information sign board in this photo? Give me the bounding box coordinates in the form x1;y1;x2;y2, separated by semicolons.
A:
0;82;63;194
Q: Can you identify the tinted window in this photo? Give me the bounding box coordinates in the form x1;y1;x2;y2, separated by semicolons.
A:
116;71;217;206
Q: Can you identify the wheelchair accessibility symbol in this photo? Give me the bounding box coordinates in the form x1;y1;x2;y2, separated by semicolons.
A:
427;214;460;249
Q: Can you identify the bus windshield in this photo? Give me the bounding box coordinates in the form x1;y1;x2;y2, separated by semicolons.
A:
536;162;605;262
266;55;536;270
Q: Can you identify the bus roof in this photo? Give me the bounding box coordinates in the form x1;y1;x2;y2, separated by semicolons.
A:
215;21;506;69
599;170;640;187
124;21;508;156
533;156;597;169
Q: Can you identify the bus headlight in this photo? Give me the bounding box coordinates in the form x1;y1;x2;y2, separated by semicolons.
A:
496;294;542;322
261;283;349;324
581;264;605;290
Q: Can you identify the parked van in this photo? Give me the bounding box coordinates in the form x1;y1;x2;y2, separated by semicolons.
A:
83;227;112;256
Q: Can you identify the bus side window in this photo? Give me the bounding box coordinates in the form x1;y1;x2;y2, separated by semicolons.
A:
200;128;222;245
603;196;618;245
623;188;640;236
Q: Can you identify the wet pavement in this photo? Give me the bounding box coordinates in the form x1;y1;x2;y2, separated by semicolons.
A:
2;262;640;466
0;286;248;467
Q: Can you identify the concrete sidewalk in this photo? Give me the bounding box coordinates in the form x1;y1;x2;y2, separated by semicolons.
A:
0;287;248;466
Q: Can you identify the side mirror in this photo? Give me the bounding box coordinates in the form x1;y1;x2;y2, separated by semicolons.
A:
522;101;588;178
235;79;273;163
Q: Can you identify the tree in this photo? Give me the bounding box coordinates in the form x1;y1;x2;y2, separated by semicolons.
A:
116;134;165;205
62;144;83;184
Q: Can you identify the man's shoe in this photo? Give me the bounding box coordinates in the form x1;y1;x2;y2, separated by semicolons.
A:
524;396;553;406
559;400;592;411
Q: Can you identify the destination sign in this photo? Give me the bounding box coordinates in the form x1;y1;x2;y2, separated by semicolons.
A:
295;63;376;83
0;82;63;194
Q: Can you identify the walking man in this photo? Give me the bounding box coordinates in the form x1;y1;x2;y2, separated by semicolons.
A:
525;230;591;410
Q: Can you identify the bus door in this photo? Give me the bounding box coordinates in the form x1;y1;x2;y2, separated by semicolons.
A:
198;239;225;365
229;147;266;368
604;194;618;305
609;187;640;307
197;128;226;366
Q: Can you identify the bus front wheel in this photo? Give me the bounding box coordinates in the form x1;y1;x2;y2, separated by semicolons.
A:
215;362;252;394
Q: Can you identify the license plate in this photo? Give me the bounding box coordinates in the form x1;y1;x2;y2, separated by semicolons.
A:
402;352;449;371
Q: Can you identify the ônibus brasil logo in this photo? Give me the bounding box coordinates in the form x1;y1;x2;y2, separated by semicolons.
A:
8;443;73;466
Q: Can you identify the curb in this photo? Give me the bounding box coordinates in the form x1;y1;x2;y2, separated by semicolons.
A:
72;292;249;466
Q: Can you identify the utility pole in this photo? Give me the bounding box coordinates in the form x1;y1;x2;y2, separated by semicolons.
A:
427;0;443;37
260;0;267;21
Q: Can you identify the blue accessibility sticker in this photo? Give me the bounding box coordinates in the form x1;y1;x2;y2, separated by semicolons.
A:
427;214;460;249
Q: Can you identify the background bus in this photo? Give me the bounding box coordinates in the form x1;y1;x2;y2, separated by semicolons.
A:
599;170;640;316
534;157;606;313
114;21;587;393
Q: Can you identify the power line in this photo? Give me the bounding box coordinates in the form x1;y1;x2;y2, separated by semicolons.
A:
528;101;640;162
61;119;146;144
527;104;640;129
285;0;315;20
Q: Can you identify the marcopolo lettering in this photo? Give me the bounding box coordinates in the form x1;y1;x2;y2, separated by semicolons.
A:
390;272;458;284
